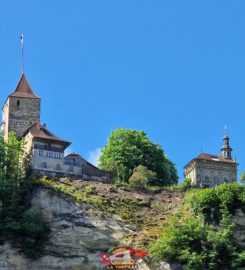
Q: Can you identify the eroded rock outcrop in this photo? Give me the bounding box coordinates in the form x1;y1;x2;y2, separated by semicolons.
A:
0;187;138;270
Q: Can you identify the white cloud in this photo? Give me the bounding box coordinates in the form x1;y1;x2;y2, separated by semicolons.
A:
87;148;102;166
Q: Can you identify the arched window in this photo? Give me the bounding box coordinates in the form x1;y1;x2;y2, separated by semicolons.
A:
205;176;209;182
42;162;47;168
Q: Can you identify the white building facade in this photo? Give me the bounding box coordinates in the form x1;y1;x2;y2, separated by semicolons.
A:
184;135;238;187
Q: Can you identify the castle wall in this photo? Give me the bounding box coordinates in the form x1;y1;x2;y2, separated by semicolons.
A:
1;99;10;140
32;148;65;173
8;97;40;137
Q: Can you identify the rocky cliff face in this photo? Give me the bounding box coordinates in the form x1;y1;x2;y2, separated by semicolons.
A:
0;187;143;270
0;184;243;270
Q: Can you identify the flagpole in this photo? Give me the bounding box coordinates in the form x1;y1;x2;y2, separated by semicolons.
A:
20;33;24;74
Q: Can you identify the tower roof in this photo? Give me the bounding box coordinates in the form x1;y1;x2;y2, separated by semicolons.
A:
9;73;40;99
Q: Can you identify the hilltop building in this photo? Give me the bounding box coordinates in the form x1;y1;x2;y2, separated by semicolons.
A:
1;73;107;180
184;134;238;187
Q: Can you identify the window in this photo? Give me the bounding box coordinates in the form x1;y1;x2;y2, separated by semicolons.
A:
47;152;53;158
42;162;47;168
17;100;20;107
39;150;44;156
54;153;61;159
46;152;61;159
69;166;73;172
56;164;61;170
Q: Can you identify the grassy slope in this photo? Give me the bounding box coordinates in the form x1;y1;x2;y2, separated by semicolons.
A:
38;178;245;269
39;177;184;249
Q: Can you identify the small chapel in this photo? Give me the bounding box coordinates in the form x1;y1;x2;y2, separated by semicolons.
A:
184;133;238;187
1;73;107;180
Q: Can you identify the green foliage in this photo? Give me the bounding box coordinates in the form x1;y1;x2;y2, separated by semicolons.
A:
129;165;157;187
0;132;50;258
99;128;178;186
101;160;129;184
19;208;50;258
150;216;206;263
240;170;245;184
189;183;245;224
150;183;245;270
183;177;192;187
232;251;245;269
167;178;193;192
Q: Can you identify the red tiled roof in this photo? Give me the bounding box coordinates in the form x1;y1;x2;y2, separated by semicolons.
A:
22;122;70;147
184;153;237;168
196;153;236;163
9;73;40;99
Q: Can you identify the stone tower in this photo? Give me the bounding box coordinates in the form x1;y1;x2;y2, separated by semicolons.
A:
1;73;40;140
221;134;233;159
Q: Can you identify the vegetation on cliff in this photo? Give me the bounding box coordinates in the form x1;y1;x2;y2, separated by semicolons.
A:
40;177;245;269
0;133;50;258
98;128;178;186
39;177;184;247
150;183;245;270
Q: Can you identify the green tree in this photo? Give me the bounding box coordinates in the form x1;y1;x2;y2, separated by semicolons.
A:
129;165;157;187
151;184;245;270
0;132;50;258
240;171;245;185
99;128;178;185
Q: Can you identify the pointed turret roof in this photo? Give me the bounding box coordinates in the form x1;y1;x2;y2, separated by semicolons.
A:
9;73;40;99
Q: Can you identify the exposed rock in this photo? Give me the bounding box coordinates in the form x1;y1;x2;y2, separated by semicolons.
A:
158;261;182;270
0;187;141;270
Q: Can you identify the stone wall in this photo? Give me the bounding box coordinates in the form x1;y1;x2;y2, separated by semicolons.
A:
8;97;40;138
185;160;237;187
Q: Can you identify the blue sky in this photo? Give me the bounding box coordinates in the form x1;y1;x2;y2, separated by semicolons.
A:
1;1;245;180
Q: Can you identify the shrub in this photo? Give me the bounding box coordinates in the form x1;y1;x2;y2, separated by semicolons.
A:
20;208;50;258
150;216;206;266
150;183;245;270
189;183;245;224
129;165;157;187
0;133;50;258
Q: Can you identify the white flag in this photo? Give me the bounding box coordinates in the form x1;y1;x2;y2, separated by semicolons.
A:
20;33;24;49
